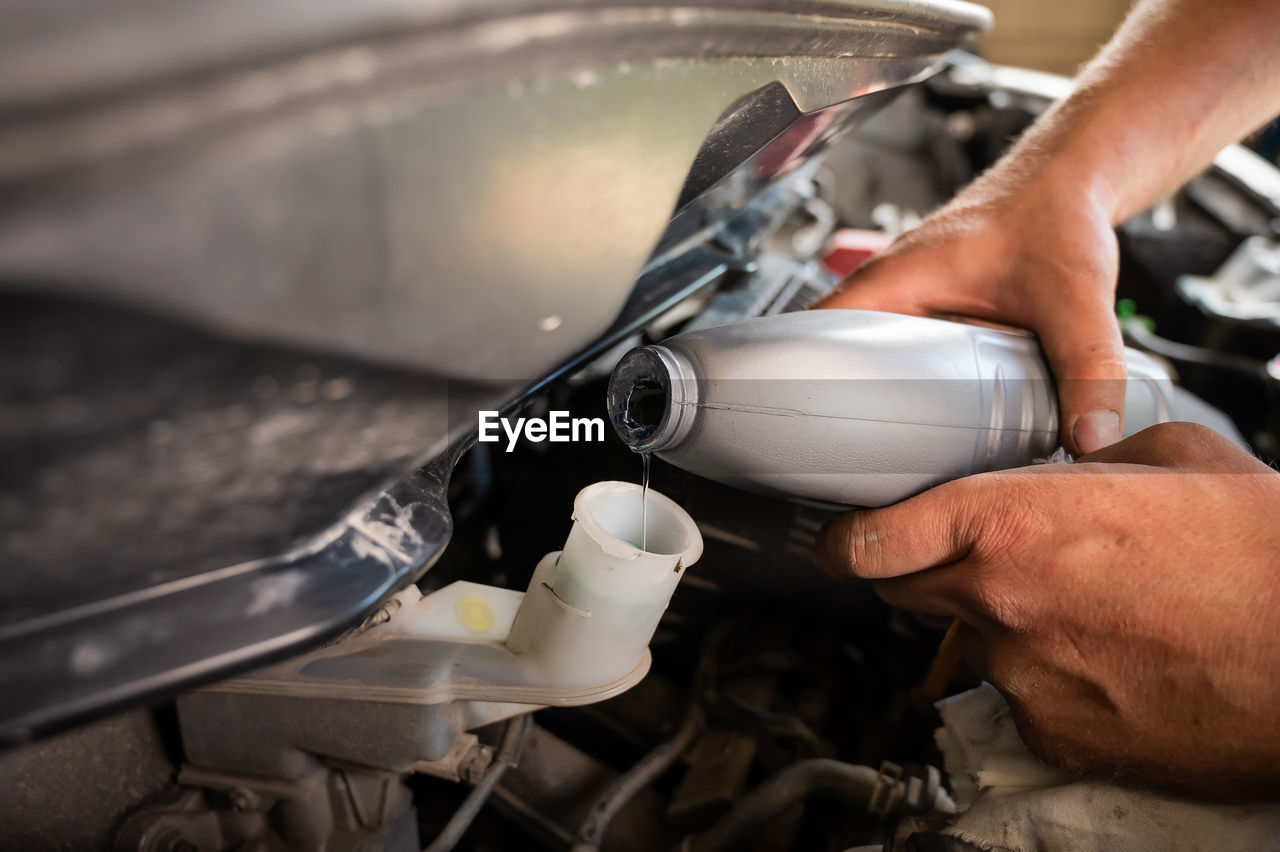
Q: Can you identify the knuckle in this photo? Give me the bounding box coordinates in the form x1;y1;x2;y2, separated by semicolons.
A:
1145;420;1223;459
820;513;883;578
967;475;1036;560
955;478;1041;628
843;514;886;577
1055;348;1127;384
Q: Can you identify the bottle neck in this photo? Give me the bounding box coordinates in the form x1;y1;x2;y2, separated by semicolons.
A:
606;345;698;453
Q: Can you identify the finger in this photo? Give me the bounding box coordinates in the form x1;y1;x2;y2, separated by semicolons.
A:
1032;294;1128;455
872;568;1007;640
872;573;960;619
815;481;983;580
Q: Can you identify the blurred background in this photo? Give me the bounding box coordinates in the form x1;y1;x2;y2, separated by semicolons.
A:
979;0;1131;75
978;0;1278;164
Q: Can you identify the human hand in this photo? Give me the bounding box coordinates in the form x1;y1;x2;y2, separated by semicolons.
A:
815;422;1280;800
812;163;1126;455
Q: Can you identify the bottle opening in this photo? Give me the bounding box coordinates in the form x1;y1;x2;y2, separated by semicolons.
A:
623;379;667;433
607;346;690;452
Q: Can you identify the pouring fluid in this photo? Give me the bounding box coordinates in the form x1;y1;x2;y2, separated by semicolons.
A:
640;451;651;551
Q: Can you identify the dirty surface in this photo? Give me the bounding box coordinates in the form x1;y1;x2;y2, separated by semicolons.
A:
0;292;508;614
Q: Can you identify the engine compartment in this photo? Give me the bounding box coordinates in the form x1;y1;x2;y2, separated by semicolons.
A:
4;56;1280;851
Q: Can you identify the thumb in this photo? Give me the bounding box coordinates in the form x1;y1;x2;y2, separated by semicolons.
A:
1033;296;1127;455
815;482;982;580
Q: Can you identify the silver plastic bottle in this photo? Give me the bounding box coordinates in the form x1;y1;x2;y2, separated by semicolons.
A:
606;310;1242;507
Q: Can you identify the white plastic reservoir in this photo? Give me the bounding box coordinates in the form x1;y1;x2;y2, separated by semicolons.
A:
507;481;703;687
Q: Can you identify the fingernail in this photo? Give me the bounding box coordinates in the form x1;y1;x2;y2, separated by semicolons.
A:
1073;409;1120;454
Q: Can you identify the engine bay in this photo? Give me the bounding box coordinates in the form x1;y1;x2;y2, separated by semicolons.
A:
4;55;1280;851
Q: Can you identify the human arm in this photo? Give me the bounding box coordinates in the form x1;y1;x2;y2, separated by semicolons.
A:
814;0;1280;453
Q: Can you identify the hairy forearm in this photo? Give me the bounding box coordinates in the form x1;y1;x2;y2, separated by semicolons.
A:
992;0;1280;222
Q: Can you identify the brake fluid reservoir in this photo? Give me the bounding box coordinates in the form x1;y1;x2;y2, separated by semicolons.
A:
606;310;1183;507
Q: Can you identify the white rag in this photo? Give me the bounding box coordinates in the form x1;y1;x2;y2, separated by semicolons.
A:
935;684;1280;852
